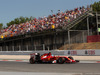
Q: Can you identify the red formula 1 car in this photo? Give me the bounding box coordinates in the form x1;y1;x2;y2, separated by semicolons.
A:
29;52;79;64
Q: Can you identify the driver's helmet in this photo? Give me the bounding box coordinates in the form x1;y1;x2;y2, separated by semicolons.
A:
35;53;38;55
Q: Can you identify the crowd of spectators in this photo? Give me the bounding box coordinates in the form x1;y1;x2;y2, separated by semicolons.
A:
0;6;90;39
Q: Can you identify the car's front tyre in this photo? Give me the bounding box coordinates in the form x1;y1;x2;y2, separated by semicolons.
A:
57;57;65;64
29;58;35;64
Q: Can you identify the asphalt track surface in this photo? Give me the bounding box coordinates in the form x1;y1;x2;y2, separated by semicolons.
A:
0;61;100;74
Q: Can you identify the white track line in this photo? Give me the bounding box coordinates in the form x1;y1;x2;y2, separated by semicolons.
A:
0;72;83;75
0;59;28;62
79;61;99;63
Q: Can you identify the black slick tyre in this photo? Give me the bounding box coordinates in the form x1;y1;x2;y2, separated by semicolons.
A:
57;57;65;64
30;58;35;64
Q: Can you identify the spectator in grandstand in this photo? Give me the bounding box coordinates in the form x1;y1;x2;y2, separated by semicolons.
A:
0;6;90;38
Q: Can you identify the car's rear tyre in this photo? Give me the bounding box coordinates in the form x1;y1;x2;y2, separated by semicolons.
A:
30;58;35;64
68;56;74;60
57;57;65;64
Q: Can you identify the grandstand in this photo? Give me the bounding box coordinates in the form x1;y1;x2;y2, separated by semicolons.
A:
0;5;100;51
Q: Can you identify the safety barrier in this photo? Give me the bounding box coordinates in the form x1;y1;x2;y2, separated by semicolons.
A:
64;50;97;56
0;49;100;56
0;50;64;55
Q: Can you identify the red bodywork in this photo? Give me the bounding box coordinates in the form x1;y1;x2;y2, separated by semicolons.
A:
30;53;79;64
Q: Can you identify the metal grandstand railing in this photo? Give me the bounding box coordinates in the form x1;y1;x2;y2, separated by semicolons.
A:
62;10;90;30
0;43;64;51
